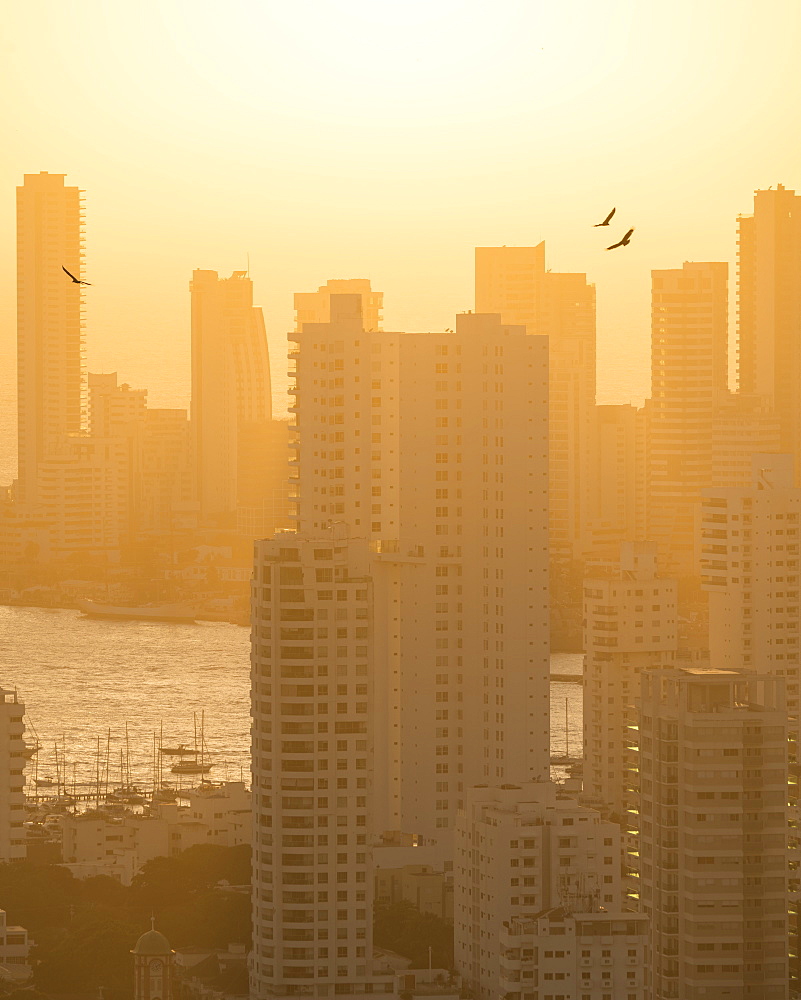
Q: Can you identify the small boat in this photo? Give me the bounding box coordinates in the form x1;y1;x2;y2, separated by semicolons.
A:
76;599;196;623
113;783;147;804
22;742;41;759
35;777;54;788
168;711;214;777
160;745;198;757
171;761;213;776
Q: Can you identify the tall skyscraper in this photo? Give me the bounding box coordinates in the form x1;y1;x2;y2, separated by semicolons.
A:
250;536;381;998
738;184;801;476
250;290;551;995
648;261;729;584
286;292;550;841
287;290;397;536
393;315;550;840
635;667;788;1000
16;172;85;507
190;269;273;523
701;453;801;727
583;542;677;819
475;244;595;633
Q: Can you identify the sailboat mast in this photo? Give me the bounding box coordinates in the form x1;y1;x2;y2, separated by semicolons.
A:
104;728;111;801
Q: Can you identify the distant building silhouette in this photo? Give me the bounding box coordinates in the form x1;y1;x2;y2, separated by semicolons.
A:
190;269;280;527
475;244;596;634
738;184;801;478
647;261;728;586
16;172;85;508
294;278;383;332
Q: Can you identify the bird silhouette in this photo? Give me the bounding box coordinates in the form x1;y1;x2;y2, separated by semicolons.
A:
606;228;634;250
62;265;91;285
594;207;616;227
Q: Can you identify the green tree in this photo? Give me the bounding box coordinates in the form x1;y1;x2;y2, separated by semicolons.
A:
373;900;454;970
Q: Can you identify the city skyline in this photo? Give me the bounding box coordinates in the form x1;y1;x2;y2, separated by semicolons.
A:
2;2;801;430
3;175;799;490
4;5;801;999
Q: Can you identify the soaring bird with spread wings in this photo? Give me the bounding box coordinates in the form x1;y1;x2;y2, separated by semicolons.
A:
62;265;91;285
606;228;634;250
594;207;616;227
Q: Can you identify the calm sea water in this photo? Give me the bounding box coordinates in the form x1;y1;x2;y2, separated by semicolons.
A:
0;606;583;790
0;606;252;791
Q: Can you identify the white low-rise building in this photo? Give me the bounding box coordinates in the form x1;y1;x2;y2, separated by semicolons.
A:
454;782;626;1000
0;909;31;983
499;909;648;1000
60;781;251;884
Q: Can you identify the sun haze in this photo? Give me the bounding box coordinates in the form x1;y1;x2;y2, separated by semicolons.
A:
0;0;800;418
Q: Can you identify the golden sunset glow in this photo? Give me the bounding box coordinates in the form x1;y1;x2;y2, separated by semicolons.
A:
3;6;801;997
2;0;800;421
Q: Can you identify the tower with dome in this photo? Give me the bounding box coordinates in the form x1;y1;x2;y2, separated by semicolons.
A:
132;919;174;1000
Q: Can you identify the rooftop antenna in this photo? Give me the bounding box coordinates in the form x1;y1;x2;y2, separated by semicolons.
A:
246;252;250;278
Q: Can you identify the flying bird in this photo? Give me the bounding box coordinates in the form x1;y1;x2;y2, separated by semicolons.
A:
594;207;616;227
606;228;634;251
62;265;91;285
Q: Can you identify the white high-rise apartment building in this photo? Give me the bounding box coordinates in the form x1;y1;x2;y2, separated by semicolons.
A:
287;293;550;843
453;782;627;1000
583;542;677;819
250;536;389;998
0;687;26;863
251;289;551;995
16;172;85;507
288;291;399;536
701;453;801;726
635;667;788;1000
392;315;550;842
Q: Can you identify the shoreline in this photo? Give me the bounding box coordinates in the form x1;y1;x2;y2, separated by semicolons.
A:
0;599;250;628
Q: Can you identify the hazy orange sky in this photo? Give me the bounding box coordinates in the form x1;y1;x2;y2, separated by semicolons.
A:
2;0;800;421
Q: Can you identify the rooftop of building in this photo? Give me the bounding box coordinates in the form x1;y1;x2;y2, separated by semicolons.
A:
131;920;173;956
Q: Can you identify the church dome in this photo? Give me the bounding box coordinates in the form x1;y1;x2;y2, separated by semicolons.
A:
132;924;172;956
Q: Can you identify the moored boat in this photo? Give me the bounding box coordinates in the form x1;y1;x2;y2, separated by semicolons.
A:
77;599;196;623
160;745;198;756
170;760;213;775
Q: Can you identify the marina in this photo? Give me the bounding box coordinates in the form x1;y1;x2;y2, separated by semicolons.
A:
2;606;584;792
